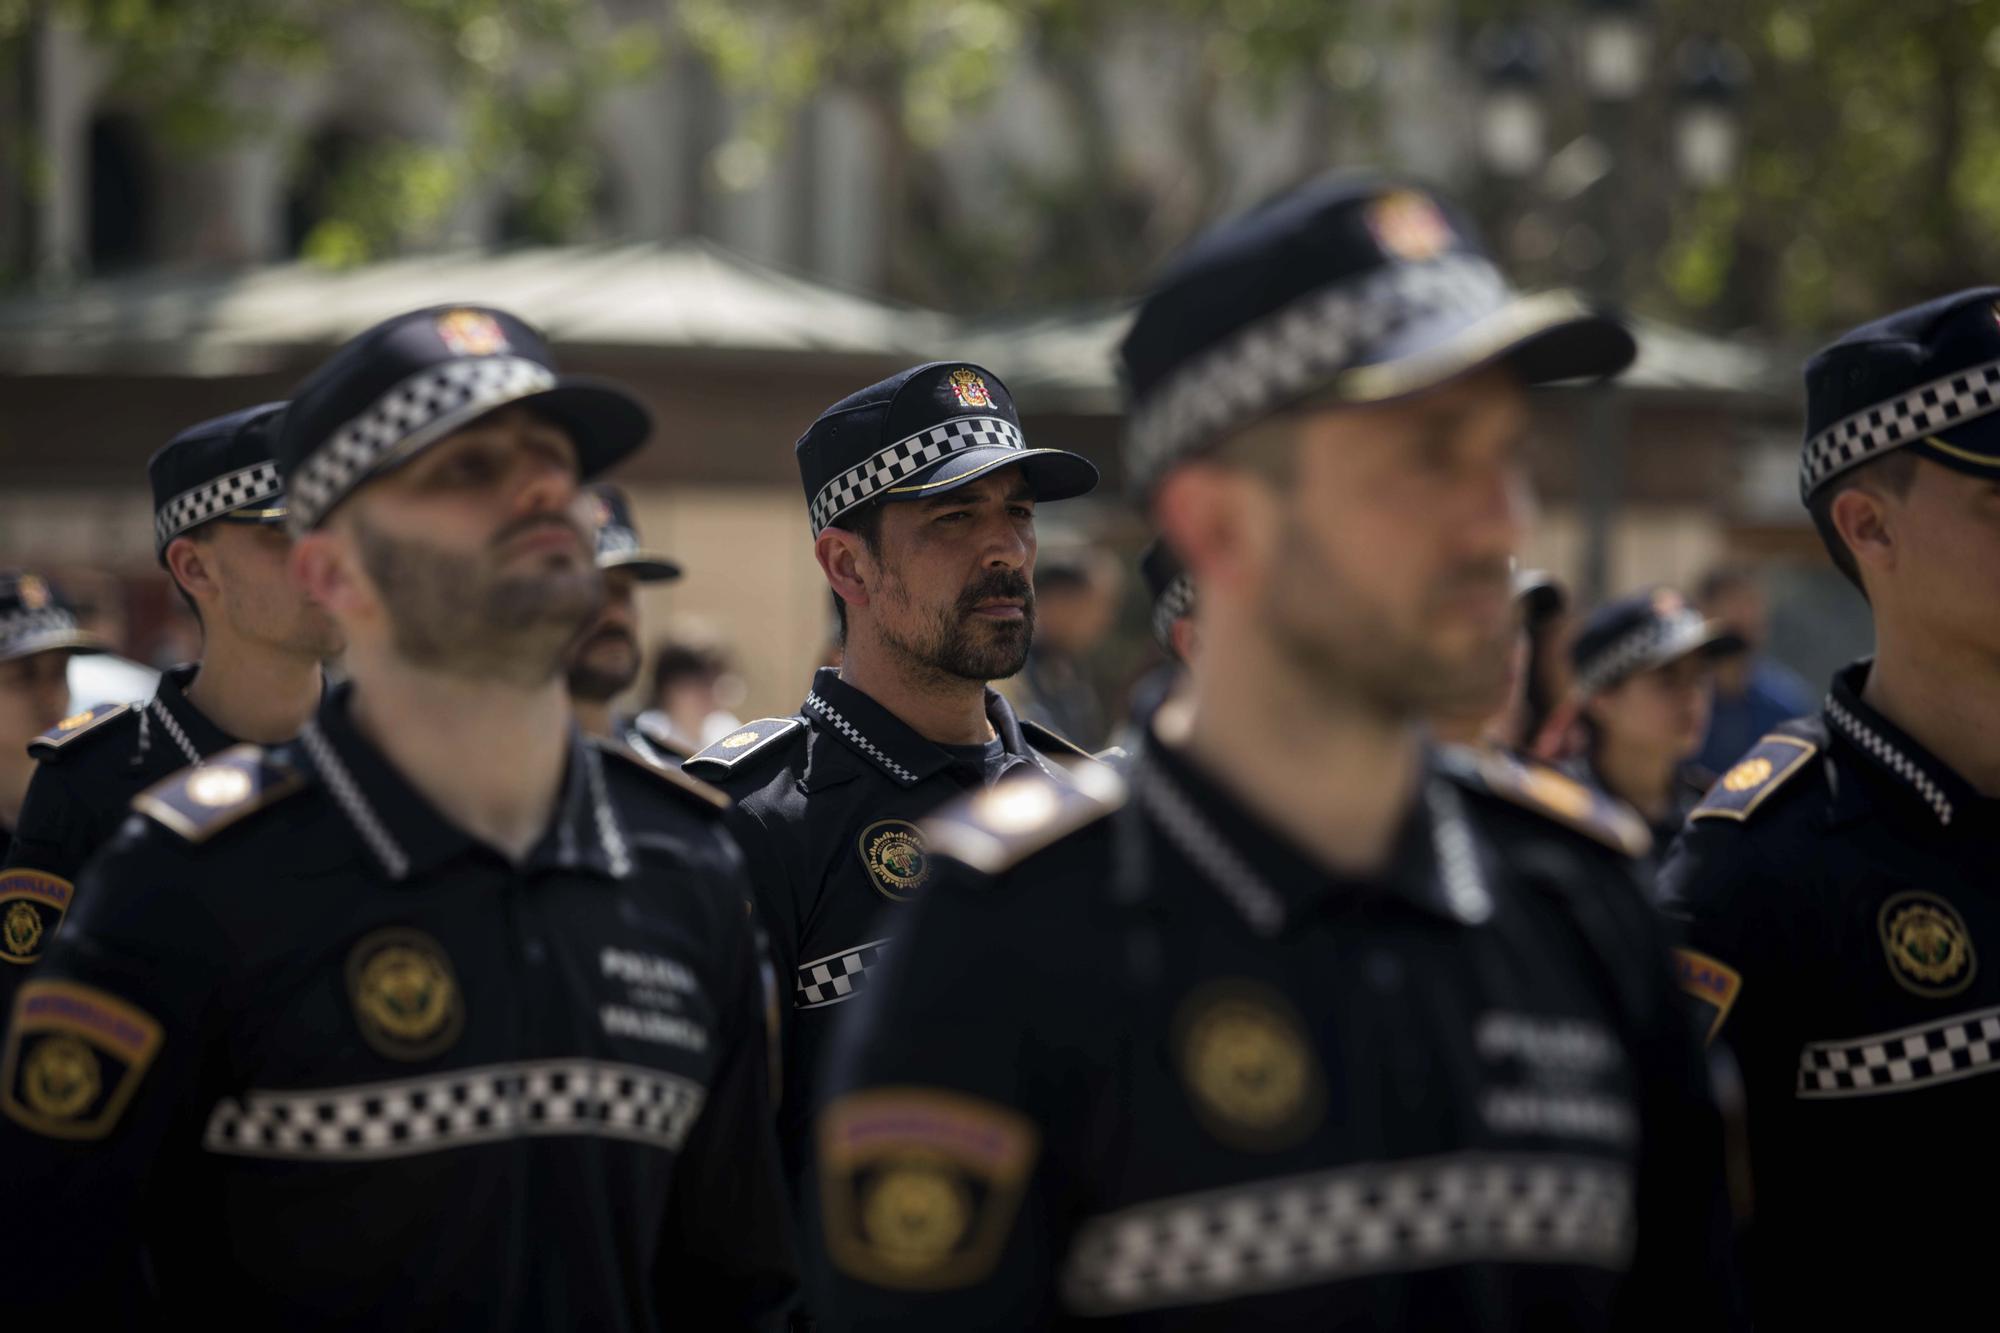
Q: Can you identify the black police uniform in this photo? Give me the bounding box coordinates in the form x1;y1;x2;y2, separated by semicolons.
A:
1656;286;2000;1326
815;175;1742;1329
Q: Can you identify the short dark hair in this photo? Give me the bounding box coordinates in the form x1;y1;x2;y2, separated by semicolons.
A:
648;640;727;703
1809;450;1921;594
825;500;885;645
1694;563;1756;606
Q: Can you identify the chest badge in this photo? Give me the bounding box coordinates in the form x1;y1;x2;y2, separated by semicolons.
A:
1879;891;1976;998
1175;982;1323;1152
859;819;932;903
346;927;465;1060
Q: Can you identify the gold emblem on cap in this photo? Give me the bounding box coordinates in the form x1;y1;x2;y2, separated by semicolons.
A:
1879;892;1976;998
2;901;43;958
435;309;510;358
185;765;253;808
21;1034;101;1120
947;368;994;410
721;731;760;749
1365;190;1453;262
1722;757;1772;793
15;575;49;610
1177;984;1322;1151
859;1154;974;1275
347;928;465;1060
860;819;931;903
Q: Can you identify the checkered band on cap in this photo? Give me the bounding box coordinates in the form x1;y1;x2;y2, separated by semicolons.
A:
1150;571;1196;652
1797;1005;2000;1098
1801;355;2000;498
1126;253;1509;489
809;416;1025;534
0;605;82;651
202;1058;707;1161
597;524;641;557
154;461;284;550
1060;1151;1632;1316
1575;610;1710;697
287;356;558;532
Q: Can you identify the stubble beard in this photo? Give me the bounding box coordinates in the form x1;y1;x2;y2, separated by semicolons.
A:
565;626;641;703
876;565;1037;687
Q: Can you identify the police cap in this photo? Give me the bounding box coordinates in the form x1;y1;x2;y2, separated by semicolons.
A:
1570;587;1742;698
586;483;681;583
148;403;289;561
0;571;106;664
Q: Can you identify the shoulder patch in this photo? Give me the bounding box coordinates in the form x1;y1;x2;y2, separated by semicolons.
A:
0;870;74;966
1671;948;1742;1047
1444;747;1651;860
1692;734;1818;822
131;743;303;844
921;763;1126;876
2;978;164;1140
684;716;803;771
27;701;132;759
1019;718;1096;764
595;735;731;813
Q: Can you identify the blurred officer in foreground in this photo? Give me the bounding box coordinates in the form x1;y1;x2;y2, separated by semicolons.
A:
3;408;340;996
0;306;796;1328
682;362;1100;1235
568;481;689;763
817;176;1742;1329
1659;288;2000;1327
1561;588;1740;856
0;573;106;845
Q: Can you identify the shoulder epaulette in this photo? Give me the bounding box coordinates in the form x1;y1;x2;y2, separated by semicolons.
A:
1691;732;1818;823
1444;747;1651;860
921;764;1126;876
595;735;731;813
27;701;132;759
683;717;802;771
1020;718;1099;765
131;743;304;844
630;715;693;762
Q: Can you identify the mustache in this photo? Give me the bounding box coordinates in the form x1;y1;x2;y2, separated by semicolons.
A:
957;569;1034;617
579;624;638;651
492;512;586;550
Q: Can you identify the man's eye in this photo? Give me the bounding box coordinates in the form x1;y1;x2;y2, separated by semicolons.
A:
935;511;970;523
1009;505;1035;520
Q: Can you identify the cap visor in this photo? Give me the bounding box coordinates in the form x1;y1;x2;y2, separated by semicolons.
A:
0;630;108;663
879;446;1100;507
1336;291;1637;404
519;378;653;479
599;552;683;583
1630;619;1745;679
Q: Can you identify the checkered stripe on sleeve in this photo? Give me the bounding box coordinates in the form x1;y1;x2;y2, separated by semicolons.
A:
1060;1151;1633;1316
287;356;557;532
154;461;284;549
203;1059;707;1160
1796;1005;2000;1098
796;938;891;1010
809;417;1025;534
1800;356;2000;498
1124;254;1509;489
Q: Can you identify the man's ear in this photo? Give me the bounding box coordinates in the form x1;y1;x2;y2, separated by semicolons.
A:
1153;463;1272;597
163;535;217;606
1829;485;1896;586
290;524;364;619
815;527;874;618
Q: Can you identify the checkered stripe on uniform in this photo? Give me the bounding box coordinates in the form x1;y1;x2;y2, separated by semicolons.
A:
1125;254;1508;488
1823;695;1953;826
1796;1006;2000;1098
809;417;1025;534
0;606;81;647
203;1059;708;1161
154;461;284;549
805;691;919;785
796;938;891;1009
1060;1151;1632;1316
1800;356;2000;498
1150;571;1196;652
287;356;557;531
1574;610;1708;696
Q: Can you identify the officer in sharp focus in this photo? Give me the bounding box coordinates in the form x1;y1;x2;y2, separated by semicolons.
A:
1658;288;2000;1328
0;573;108;852
3;407;341;1007
680;362;1101;1224
0;305;796;1329
568;481;691;764
814;175;1743;1329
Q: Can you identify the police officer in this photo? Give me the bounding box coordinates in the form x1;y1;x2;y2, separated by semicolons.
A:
3;406;340;994
0;572;106;850
681;360;1100;1217
0;305;796;1328
816;176;1742;1328
569;481;689;763
1658;287;2000;1327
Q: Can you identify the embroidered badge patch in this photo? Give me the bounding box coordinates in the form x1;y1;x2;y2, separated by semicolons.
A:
819;1088;1039;1290
1365;189;1454;262
1879;891;1976;998
1671;948;1742;1045
946;368;994;410
346;927;465;1061
1;979;164;1139
859;819;932;903
1175;982;1323;1152
434;308;510;357
0;870;72;965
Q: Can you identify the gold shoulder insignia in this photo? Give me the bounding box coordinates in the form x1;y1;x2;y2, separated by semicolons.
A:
131;743;303;844
27;701;133;758
1692;733;1818;823
595;735;731;812
684;717;803;771
921;763;1126;876
1019;719;1100;766
1452;748;1651;859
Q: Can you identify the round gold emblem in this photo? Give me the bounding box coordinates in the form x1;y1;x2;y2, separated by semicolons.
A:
2;901;44;958
1879;892;1976;997
55;710;94;732
1723;757;1772;793
16;575;49;610
186;765;252;808
22;1034;100;1119
860;1155;972;1275
859;819;931;903
1177;984;1322;1151
720;731;759;749
346;928;464;1060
